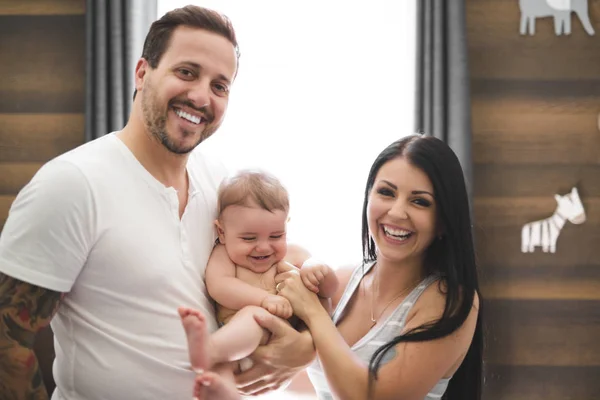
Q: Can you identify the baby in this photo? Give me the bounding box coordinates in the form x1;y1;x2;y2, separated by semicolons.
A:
178;170;338;395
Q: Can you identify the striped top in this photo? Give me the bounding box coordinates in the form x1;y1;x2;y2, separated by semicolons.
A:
306;262;450;399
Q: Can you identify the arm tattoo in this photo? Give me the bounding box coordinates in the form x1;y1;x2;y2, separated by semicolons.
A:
0;273;63;400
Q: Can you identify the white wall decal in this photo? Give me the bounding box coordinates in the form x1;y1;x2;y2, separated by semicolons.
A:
521;187;586;253
519;0;595;36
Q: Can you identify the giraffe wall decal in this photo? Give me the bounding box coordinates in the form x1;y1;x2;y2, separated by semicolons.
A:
521;187;586;253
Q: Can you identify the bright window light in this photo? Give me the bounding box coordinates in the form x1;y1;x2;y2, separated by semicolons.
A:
157;1;416;268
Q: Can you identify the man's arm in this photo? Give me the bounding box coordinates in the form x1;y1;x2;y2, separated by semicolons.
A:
0;273;62;400
234;313;315;396
283;243;311;268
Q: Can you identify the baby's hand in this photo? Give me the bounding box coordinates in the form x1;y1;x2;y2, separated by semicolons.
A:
300;263;329;293
261;294;293;319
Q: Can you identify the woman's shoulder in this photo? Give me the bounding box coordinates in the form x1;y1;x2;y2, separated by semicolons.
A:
335;264;358;282
334;263;368;288
330;263;369;308
409;277;480;324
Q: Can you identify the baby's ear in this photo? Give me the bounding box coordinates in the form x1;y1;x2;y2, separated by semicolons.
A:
214;219;226;243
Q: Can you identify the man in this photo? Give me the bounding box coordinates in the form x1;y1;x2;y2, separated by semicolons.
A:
0;5;314;400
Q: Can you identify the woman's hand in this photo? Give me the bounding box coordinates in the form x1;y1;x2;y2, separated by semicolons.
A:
234;314;315;396
274;261;325;323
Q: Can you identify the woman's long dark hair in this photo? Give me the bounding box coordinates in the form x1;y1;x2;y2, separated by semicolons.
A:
362;134;483;400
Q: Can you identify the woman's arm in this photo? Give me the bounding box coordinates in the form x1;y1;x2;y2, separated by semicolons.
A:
279;274;480;400
234;258;318;395
235;265;355;397
235;315;316;396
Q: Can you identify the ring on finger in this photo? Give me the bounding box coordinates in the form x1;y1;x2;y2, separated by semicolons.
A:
276;282;283;293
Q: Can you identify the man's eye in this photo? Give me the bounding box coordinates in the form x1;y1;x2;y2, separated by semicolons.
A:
178;69;193;77
213;83;229;93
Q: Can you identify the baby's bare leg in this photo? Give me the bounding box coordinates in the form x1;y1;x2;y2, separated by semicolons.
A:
178;307;210;373
209;305;271;365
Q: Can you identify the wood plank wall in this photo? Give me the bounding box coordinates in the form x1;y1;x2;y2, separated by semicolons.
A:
0;0;86;394
0;0;86;232
467;0;600;399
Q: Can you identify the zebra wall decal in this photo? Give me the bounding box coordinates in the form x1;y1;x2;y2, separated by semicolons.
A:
521;187;586;253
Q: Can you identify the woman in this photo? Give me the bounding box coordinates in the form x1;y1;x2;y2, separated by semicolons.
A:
274;134;483;400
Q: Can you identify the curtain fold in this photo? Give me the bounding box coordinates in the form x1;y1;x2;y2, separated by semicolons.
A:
415;0;473;201
85;0;157;141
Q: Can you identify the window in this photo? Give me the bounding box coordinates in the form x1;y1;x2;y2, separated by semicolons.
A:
158;0;416;268
157;1;415;398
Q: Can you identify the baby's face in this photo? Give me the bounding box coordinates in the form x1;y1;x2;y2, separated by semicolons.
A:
218;205;288;273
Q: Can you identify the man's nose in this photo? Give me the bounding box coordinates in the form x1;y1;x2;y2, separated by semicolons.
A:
187;80;211;109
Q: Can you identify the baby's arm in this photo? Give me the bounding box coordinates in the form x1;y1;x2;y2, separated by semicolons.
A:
285;244;339;299
299;259;339;298
205;244;270;310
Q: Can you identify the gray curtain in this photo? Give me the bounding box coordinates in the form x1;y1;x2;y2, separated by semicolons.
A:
415;0;473;200
85;0;157;141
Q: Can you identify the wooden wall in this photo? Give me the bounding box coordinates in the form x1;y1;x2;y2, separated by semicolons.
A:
467;0;600;399
0;0;86;394
0;0;86;232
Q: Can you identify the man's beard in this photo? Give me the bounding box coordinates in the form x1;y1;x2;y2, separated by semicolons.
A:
141;85;218;155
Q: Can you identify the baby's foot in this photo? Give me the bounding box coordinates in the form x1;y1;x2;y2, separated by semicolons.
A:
178;307;210;373
193;371;241;400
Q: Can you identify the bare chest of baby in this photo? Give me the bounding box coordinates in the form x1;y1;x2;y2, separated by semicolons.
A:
235;264;278;293
215;263;279;325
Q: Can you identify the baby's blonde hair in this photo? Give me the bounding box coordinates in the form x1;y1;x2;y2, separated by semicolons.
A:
217;169;289;216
